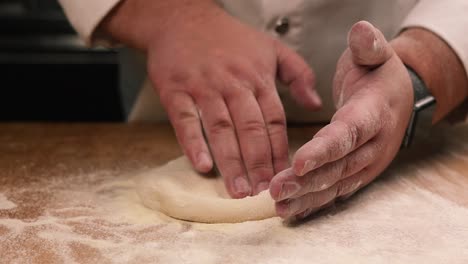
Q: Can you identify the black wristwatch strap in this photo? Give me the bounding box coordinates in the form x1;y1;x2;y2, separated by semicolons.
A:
401;67;436;148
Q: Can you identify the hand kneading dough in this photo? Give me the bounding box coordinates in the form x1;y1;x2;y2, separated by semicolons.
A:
136;157;276;223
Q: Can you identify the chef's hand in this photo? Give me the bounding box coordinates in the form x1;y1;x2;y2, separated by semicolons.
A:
100;0;322;198
270;21;414;219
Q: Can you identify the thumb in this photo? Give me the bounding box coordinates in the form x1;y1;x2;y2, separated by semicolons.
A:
275;40;322;110
348;21;393;67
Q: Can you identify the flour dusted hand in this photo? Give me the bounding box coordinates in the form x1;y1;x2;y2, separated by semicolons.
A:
270;21;414;219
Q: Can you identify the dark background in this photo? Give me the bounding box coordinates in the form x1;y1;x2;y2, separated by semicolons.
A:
0;0;123;122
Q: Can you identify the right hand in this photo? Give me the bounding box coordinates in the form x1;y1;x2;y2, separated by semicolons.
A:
101;0;322;198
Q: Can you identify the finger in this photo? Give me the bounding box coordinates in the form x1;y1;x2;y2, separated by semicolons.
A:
292;93;384;176
278;167;377;218
293;207;319;221
162;91;213;173
197;94;251;198
275;185;337;218
275;40;322;110
348;21;393;67
225;89;274;195
294;200;335;221
271;139;381;201
256;83;290;174
335;148;393;201
334;168;375;200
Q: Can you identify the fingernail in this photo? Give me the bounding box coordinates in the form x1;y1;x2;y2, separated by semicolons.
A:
300;160;316;176
302;208;314;218
311;90;322;107
296;208;313;220
197;152;212;172
287;199;302;215
234;177;251;196
372;36;380;52
256;181;270;194
279;182;301;200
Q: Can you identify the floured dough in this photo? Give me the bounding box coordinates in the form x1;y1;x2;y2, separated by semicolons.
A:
136;157;276;223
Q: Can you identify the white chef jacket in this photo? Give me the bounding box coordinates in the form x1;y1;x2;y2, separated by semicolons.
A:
58;0;468;123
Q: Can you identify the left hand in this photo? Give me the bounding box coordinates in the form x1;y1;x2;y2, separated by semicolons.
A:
269;21;414;219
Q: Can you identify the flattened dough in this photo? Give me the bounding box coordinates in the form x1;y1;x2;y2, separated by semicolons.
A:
136;157;276;223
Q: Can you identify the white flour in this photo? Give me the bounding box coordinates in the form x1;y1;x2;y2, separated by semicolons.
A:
1;123;468;263
0;193;16;210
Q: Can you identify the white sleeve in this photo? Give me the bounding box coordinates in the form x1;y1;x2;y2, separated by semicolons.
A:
58;0;122;45
401;0;468;76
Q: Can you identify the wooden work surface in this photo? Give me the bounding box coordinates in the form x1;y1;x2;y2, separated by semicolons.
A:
1;123;468;263
0;124;178;220
0;123;317;263
0;123;318;179
0;123;316;219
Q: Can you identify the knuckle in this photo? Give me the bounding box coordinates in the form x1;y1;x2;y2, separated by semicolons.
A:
342;120;360;150
336;176;364;198
323;140;340;162
339;157;352;179
266;115;287;131
226;60;254;80
172;108;198;124
338;182;353;197
358;140;381;165
240;119;267;135
223;83;255;101
261;101;287;132
303;168;324;192
208;117;234;135
334;182;345;198
310;163;341;192
306;174;321;192
169;70;193;84
255;72;275;91
246;158;272;173
244;151;273;175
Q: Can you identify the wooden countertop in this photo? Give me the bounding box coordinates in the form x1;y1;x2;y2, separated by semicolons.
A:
0;123;321;263
1;123;468;263
0;124;181;221
0;123;320;178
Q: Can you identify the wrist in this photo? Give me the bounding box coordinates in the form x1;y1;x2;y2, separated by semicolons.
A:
97;0;221;51
391;28;468;123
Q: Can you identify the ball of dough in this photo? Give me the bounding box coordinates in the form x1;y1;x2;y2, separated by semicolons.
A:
136;157;276;223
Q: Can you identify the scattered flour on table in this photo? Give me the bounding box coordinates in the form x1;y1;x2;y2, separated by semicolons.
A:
1;123;468;263
0;193;17;210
